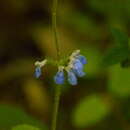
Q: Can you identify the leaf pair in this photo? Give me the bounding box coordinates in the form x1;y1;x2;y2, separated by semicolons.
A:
102;28;130;67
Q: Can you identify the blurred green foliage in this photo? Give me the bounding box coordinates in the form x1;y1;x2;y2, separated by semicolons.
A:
0;105;47;130
72;94;111;128
102;29;130;67
111;29;128;47
108;65;130;97
12;124;40;130
81;47;102;77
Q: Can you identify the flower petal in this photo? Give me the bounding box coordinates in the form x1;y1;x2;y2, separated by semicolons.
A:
68;71;77;85
54;71;64;85
73;59;83;70
73;68;86;77
77;55;87;64
35;67;41;78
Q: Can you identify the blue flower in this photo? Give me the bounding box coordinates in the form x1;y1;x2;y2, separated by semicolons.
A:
73;59;83;70
35;67;41;78
67;71;77;86
72;68;85;77
71;56;86;77
54;70;65;85
77;55;87;64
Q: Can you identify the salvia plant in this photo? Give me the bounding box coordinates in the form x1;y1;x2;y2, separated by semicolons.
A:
34;0;87;130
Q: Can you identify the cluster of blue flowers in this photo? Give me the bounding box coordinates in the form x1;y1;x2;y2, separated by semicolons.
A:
54;50;87;85
34;50;87;86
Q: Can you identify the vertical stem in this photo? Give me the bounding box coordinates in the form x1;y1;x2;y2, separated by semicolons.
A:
51;0;61;130
52;0;60;60
51;85;61;130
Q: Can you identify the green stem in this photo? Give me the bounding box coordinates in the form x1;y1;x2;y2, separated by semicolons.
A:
52;0;60;60
51;0;61;130
51;85;61;130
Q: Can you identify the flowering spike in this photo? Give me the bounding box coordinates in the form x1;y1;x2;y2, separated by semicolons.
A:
77;55;87;64
54;67;65;85
67;71;77;86
34;50;87;85
35;67;41;78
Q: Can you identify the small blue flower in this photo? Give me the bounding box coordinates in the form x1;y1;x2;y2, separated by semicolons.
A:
69;55;87;78
67;71;77;85
73;59;83;70
35;67;41;78
54;70;65;85
77;55;87;64
72;68;85;77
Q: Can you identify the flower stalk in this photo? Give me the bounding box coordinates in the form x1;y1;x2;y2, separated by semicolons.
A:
52;0;60;60
51;0;61;130
51;85;61;130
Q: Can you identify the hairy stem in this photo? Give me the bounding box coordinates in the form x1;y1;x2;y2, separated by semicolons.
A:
51;85;61;130
52;0;60;60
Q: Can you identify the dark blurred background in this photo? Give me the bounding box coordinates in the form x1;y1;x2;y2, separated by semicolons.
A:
0;0;130;130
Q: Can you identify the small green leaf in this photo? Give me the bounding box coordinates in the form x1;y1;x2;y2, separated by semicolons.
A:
12;124;40;130
72;95;111;128
108;65;130;97
111;28;128;47
102;46;129;67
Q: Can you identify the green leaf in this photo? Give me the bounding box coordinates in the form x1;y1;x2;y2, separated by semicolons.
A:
0;105;47;129
102;29;130;67
108;65;130;97
72;95;111;128
12;124;40;130
102;46;129;67
111;28;128;47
